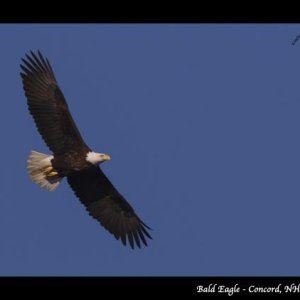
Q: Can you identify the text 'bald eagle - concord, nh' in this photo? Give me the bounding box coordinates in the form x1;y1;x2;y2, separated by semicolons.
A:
20;51;152;249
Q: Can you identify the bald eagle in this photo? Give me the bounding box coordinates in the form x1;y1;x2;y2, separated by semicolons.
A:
20;51;152;249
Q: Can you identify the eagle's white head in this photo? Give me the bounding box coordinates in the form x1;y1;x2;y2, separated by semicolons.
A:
86;151;111;165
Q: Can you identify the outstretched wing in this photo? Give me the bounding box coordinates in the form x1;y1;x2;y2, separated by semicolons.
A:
20;50;89;155
67;167;152;249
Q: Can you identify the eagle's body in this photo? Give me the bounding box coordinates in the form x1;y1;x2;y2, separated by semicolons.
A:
21;51;152;249
52;149;93;175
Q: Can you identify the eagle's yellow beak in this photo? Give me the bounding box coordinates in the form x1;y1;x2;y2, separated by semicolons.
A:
102;154;111;161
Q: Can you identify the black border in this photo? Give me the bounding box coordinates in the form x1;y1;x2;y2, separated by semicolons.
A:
1;277;300;297
2;3;300;23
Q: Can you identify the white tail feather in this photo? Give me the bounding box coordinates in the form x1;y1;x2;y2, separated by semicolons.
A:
27;150;62;192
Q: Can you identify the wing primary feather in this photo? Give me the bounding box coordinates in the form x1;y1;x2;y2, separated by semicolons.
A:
137;227;147;246
21;61;34;74
140;220;152;230
31;51;48;73
132;230;141;248
127;231;135;249
25;53;44;73
121;234;127;246
37;51;52;74
45;57;55;76
140;225;152;239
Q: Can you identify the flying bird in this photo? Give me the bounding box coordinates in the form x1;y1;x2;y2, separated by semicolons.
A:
20;51;152;249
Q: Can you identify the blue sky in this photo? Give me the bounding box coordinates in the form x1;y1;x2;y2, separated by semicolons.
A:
1;24;300;276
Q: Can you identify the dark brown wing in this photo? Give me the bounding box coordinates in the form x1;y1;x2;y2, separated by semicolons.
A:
20;50;89;155
67;166;152;249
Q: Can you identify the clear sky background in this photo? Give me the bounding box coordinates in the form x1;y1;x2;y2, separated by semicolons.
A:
1;24;300;276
